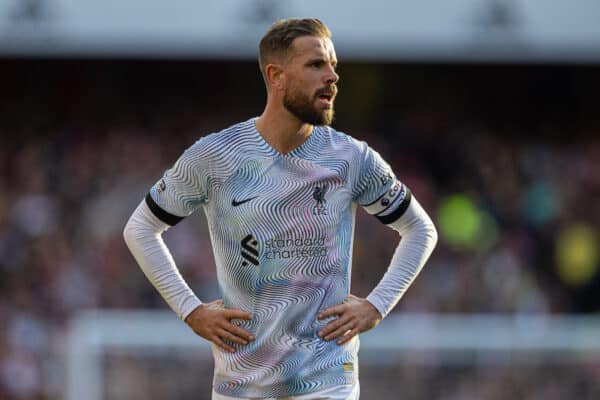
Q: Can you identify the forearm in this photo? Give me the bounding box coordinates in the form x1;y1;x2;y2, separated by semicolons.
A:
123;200;202;320
366;197;438;317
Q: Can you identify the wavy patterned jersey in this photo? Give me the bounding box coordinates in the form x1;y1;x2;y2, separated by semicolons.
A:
147;118;407;398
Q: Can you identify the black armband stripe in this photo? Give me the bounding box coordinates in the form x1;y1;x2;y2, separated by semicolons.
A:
145;193;184;226
376;189;412;225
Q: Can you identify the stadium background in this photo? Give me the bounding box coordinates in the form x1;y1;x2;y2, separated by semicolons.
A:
1;0;600;399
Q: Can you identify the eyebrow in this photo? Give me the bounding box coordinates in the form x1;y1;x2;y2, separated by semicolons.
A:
305;57;338;66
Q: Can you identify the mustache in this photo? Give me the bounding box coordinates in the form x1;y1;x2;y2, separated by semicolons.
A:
315;86;338;97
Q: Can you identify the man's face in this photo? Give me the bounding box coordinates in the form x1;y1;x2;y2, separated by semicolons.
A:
282;36;339;126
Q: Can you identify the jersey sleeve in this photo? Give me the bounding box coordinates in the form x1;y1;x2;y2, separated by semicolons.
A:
146;140;208;226
353;143;412;225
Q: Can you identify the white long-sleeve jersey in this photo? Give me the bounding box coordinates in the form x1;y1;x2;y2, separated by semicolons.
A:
124;118;437;398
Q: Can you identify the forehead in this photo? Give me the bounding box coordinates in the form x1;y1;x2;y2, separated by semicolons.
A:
289;36;337;62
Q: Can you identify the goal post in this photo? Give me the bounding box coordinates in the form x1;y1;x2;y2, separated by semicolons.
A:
67;311;212;400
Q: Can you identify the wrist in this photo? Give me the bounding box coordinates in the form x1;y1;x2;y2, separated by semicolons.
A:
184;303;204;325
365;296;386;319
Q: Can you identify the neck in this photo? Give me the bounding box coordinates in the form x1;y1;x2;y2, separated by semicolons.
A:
255;103;313;155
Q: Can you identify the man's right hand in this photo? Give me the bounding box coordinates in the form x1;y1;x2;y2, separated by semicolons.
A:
184;299;254;353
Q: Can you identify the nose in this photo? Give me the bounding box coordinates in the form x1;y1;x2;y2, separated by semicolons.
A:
325;64;339;84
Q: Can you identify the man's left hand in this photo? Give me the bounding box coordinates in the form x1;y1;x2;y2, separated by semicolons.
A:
317;294;382;345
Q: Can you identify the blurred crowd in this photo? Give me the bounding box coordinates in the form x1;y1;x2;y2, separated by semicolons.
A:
0;60;599;398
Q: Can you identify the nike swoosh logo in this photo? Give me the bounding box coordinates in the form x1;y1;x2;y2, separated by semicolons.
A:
231;196;258;207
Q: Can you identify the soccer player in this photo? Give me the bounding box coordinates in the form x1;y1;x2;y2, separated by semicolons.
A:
124;18;437;400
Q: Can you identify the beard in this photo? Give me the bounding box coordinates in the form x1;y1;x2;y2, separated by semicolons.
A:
283;86;335;126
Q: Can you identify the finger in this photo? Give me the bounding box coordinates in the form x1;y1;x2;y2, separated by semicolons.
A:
212;336;236;353
319;315;351;338
223;323;255;342
324;321;354;341
224;308;253;320
337;327;360;345
217;328;248;345
318;304;345;320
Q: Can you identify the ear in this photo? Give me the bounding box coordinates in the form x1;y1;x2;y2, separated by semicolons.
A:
265;63;286;91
